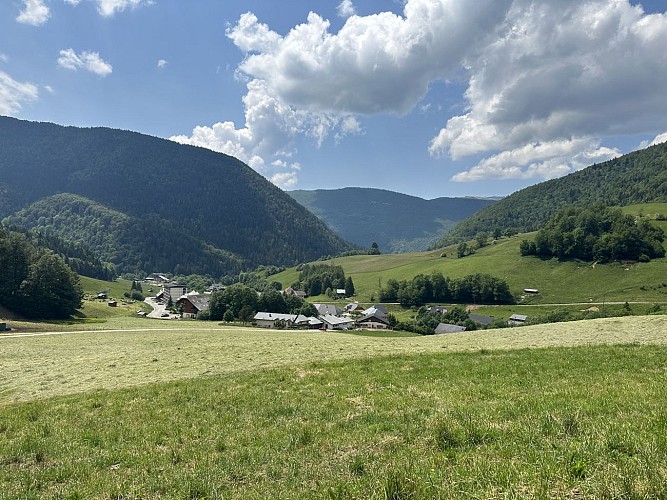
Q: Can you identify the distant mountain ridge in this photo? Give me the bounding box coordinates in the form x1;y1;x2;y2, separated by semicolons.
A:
288;188;496;253
435;141;667;247
0;117;352;276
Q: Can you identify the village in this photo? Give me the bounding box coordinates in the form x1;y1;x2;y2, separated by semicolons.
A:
142;274;531;333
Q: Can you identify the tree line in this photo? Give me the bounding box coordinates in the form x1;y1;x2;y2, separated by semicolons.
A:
378;272;514;307
0;226;83;319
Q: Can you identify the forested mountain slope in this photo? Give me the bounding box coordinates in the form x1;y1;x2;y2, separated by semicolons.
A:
4;194;245;276
0;117;351;274
288;188;496;252
435;142;667;246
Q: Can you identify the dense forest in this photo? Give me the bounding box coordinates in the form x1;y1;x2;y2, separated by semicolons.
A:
519;204;665;262
0;117;351;276
0;226;83;319
4;194;246;277
435;141;667;246
289;188;496;252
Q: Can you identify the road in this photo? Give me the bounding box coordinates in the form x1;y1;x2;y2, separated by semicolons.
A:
144;297;179;319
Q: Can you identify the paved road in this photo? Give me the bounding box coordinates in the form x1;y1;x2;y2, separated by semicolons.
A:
144;297;180;319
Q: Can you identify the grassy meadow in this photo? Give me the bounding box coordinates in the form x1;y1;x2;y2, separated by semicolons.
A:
1;316;667;498
272;204;667;306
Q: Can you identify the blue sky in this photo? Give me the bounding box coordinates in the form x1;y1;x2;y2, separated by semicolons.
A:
2;0;666;199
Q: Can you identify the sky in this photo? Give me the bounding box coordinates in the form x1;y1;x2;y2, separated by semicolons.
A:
2;0;667;199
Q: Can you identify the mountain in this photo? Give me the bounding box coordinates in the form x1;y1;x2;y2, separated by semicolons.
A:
0;117;351;275
434;141;667;247
287;188;497;252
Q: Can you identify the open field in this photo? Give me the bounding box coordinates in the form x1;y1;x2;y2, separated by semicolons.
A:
1;327;667;497
2;315;666;405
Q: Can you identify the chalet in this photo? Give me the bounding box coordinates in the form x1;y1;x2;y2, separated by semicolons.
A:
314;303;342;317
176;294;210;319
468;314;494;326
356;312;390;330
508;314;528;326
320;314;355;331
253;312;297;328
282;287;307;299
434;323;467;334
162;283;187;304
345;302;364;313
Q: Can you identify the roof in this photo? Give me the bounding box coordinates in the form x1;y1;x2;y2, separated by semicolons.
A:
435;323;467;334
177;294;210;311
362;305;388;317
164;283;187;289
509;314;528;322
468;314;495;325
314;304;342;316
294;315;323;326
320;314;355;326
357;313;389;325
253;312;297;322
427;306;448;314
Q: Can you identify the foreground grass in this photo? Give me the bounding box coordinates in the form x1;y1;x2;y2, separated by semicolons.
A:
1;344;666;498
1;315;666;405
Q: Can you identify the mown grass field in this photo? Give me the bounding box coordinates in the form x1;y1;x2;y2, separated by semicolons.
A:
1;315;667;498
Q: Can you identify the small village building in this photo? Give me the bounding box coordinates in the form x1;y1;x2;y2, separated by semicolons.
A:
356;312;390;330
107;300;117;307
434;323;467;334
508;314;529;326
96;292;108;300
293;315;323;329
319;314;355;331
427;306;447;315
314;304;342;317
524;288;539;294
176;294;210;319
345;302;364;313
253;312;298;328
361;305;388;317
468;314;494;326
162;283;187;304
282;287;307;299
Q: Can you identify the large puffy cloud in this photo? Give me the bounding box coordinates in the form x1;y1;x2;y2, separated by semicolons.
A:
180;0;667;187
57;49;113;77
432;0;667;180
0;71;39;115
16;0;50;25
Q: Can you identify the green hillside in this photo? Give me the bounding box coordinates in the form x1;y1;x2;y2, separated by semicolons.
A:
288;187;496;252
4;194;245;276
435;141;667;246
0;117;351;274
272;204;667;305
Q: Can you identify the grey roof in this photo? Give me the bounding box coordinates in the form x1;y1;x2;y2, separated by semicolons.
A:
164;282;187;288
314;304;342;316
361;305;388;317
253;312;297;322
294;315;323;327
427;306;447;314
509;314;528;322
435;323;467;334
357;313;389;325
319;314;354;326
177;294;210;312
468;314;495;325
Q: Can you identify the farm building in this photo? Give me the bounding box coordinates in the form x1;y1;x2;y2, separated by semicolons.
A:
356;312;390;330
314;304;343;317
176;294;210;319
320;314;355;331
508;314;529;326
434;323;467;334
468;314;494;326
253;312;298;328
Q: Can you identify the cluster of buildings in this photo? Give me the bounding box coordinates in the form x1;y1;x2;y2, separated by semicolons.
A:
254;303;391;330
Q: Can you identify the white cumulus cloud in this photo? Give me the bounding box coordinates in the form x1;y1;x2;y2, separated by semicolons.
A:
639;131;667;149
179;0;667;187
16;0;50;26
0;71;39;115
157;59;167;69
58;49;113;77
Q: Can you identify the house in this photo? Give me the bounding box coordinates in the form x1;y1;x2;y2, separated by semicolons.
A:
468;314;494;326
434;323;467;334
282;287;307;299
314;303;342;317
319;314;355;330
427;306;447;315
508;314;528;326
293;315;323;329
162;283;187;304
96;292;108;300
176;294;210;318
253;312;298;328
107;300;117;307
356;312;390;330
345;302;364;313
207;283;225;293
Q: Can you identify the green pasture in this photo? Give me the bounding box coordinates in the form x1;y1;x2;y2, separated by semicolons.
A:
1;325;667;498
